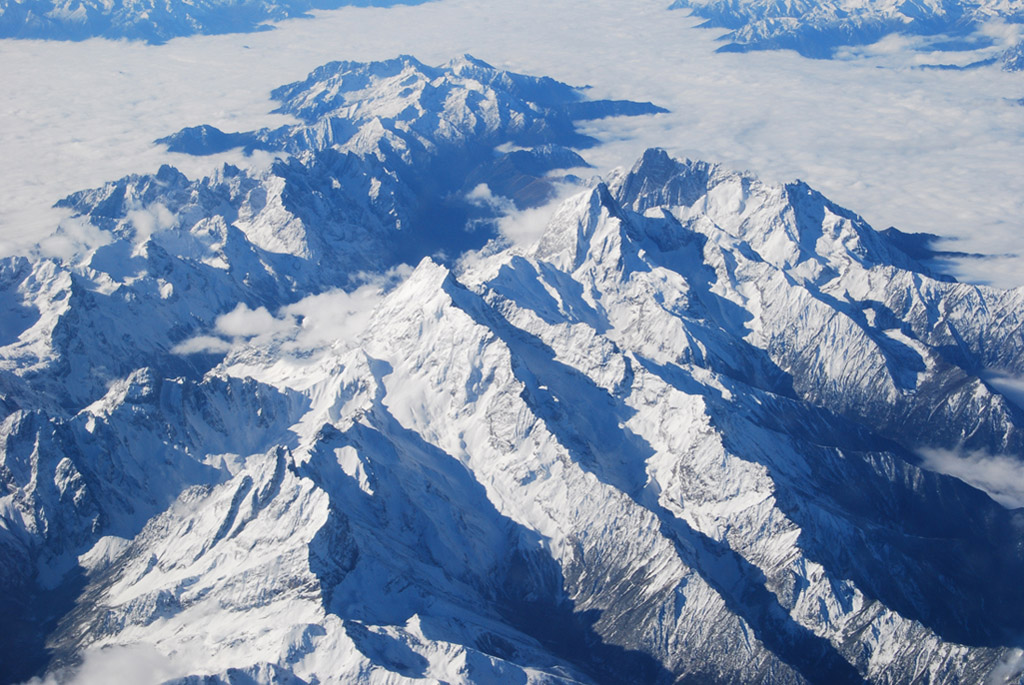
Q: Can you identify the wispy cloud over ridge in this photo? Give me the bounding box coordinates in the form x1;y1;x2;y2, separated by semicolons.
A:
919;447;1024;509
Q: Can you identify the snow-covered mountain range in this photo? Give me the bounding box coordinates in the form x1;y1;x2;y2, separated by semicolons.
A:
4;0;1024;71
671;0;1024;58
0;0;427;42
2;55;1024;684
1004;38;1024;69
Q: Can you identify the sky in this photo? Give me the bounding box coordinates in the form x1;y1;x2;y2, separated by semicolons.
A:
1;0;1023;286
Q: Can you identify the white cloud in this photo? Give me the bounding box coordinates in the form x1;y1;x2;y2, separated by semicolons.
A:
984;372;1024;412
1;0;1024;288
465;183;512;212
466;181;582;248
497;185;580;248
985;648;1024;685
278;284;384;352
126;202;176;247
279;264;412;352
171;334;233;354
34;213;112;262
22;643;184;685
919;447;1024;509
976;19;1024;47
173;303;292;356
173;264;411;357
833;33;925;60
215;303;291;339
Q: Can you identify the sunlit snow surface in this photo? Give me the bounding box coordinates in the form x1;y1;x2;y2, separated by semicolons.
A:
1;0;1024;286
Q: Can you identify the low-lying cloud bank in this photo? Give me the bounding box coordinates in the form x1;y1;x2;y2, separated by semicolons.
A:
2;0;1023;288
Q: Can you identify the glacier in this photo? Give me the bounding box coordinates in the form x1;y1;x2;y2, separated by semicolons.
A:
2;56;1024;684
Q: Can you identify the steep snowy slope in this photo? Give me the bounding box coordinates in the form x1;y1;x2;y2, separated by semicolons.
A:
607;150;1024;458
0;56;663;683
671;0;1024;57
3;56;1024;685
46;172;1024;683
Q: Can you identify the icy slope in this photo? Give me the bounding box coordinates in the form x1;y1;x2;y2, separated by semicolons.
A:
3;56;1024;684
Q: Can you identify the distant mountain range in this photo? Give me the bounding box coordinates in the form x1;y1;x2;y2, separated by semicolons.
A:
0;0;429;42
1004;38;1024;69
4;0;1023;69
2;55;1024;685
672;0;1024;59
